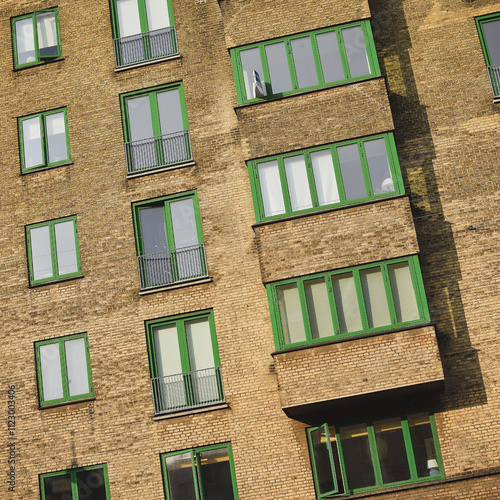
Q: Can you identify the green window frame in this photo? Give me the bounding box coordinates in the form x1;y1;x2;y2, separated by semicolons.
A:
26;216;81;286
475;13;500;98
132;191;207;289
11;8;62;69
35;333;93;407
231;20;380;105
248;133;403;222
161;443;239;500
268;256;429;350
18;108;71;172
146;310;224;414
39;464;110;500
120;83;191;175
109;0;177;67
307;412;443;497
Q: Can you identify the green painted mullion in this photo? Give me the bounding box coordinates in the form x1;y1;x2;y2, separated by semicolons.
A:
337;28;351;80
177;320;191;373
386;134;404;194
401;417;419;481
260;44;272;95
367;424;383;488
381;263;398;326
176;84;190;131
304;152;320;208
409;257;430;322
278;157;293;215
149;93;161;137
358;141;374;197
331;144;347;203
192;451;202;500
48;222;58;278
191;193;204;245
207;314;220;366
70;470;79;499
249;162;265;221
335;427;350;493
326;275;342;336
310;34;325;86
60;340;70;400
285;39;299;91
32;12;41;61
362;21;381;76
137;0;150;33
298;278;313;343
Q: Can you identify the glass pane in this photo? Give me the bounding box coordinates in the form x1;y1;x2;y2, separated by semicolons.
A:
311;150;340;206
360;268;391;328
30;225;53;281
337;143;367;200
408;413;440;478
127;96;154;141
388;262;420;323
342;26;370;78
145;0;170;31
36;11;58;57
153;324;186;410
340;423;376;490
291;36;318;88
276;283;307;344
15;18;36;64
304;278;334;339
483;20;500;65
117;0;142;37
240;47;264;100
76;469;107;500
65;338;89;397
54;221;78;276
364;139;394;195
140;207;168;254
257;160;286;217
42;474;72;500
374;418;411;484
332;273;362;333
166;453;197;500
157;89;183;135
199;448;235;500
310;427;336;495
316;31;344;82
46;112;69;164
284;155;313;211
22;116;44;168
265;42;293;94
171;199;198;248
39;343;63;401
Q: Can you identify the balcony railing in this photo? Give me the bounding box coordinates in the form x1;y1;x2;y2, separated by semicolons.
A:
151;366;224;415
125;130;192;175
137;244;208;290
113;26;177;68
487;64;500;99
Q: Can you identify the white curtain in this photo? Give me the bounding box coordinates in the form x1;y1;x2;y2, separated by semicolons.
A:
389;262;419;322
40;344;63;400
258;160;286;217
65;338;89;397
304;278;334;339
311;150;340;206
284;155;312;211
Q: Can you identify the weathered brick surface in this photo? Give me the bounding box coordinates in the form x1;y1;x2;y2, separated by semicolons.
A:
274;326;443;410
0;0;499;498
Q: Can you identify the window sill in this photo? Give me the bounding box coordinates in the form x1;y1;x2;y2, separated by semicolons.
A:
153;402;229;421
271;322;435;356
29;274;84;289
252;194;408;229
39;396;95;410
126;160;195;179
139;276;212;295
234;75;383;111
114;53;181;72
21;161;73;175
14;57;64;72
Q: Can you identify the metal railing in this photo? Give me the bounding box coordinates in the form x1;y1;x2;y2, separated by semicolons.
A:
113;26;177;68
137;244;207;290
125;130;192;174
151;367;224;415
487;64;500;99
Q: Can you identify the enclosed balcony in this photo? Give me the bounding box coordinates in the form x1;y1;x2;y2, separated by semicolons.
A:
151;366;224;415
113;26;178;68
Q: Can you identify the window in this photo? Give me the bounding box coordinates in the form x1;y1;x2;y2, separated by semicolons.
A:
249;133;403;222
146;311;223;414
35;334;92;407
18;108;70;172
133;192;207;290
307;412;443;497
161;443;239;500
110;0;177;67
39;464;110;500
476;14;500;98
231;20;380;104
268;256;429;350
26;216;81;285
11;9;61;69
121;83;191;174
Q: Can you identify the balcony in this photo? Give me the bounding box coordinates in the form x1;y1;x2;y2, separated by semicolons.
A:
487;64;500;99
151;367;224;415
125;130;192;175
137;244;208;290
113;26;178;68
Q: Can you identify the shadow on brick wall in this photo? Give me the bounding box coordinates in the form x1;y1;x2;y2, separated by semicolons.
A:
369;0;487;412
